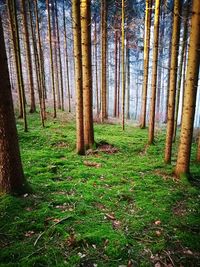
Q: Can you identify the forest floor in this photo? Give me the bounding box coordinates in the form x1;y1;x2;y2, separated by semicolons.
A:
0;112;200;267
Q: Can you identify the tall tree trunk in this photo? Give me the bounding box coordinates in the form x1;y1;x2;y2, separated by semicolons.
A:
117;33;121;118
140;0;152;128
63;0;71;112
34;0;46;120
0;15;27;194
164;0;181;163
113;21;118;118
94;13;99;116
21;0;36;113
101;0;107;122
126;37;130;120
28;0;45;127
175;0;200;178
46;0;56;117
148;0;161;144
72;0;85;154
51;1;61;110
173;3;189;142
81;0;94;148
121;0;125;130
55;0;64;111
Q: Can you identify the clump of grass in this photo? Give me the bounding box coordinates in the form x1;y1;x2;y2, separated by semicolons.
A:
0;112;199;266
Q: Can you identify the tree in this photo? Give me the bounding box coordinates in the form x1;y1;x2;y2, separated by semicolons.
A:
140;0;152;128
175;0;200;178
121;0;125;130
72;0;85;155
7;0;27;132
81;0;94;148
0;15;27;194
148;0;161;144
46;0;56;118
164;0;181;163
197;134;200;162
101;0;107;122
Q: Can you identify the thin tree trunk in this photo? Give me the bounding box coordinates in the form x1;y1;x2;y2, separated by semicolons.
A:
140;0;152;128
72;0;85;154
126;37;130;120
197;134;200;162
173;3;189;142
63;0;71;112
164;0;181;163
28;0;45;127
81;0;94;148
55;0;64;111
117;34;121;118
94;13;99;116
148;0;161;144
0;15;27;193
113;22;118;118
34;0;46;120
46;0;56;118
175;0;200;178
21;0;36;113
101;0;107;122
121;0;125;130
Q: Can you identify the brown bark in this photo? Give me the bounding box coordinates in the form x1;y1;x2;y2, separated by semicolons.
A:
81;0;94;148
164;0;181;163
0;15;27;194
72;0;85;154
113;21;118;118
121;0;125;130
101;0;107;122
117;34;121;118
175;0;200;177
94;13;99;116
197;134;200;162
140;0;152;128
21;0;36;113
46;0;56;118
63;0;71;112
148;0;161;144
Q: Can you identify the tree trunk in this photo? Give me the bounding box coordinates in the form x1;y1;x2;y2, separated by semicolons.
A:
117;33;121;118
113;21;118;118
175;0;200;178
140;0;152;128
21;0;36;114
46;0;56;118
72;0;85;154
101;0;107;122
148;0;161;144
55;0;64;111
81;0;94;148
28;0;45;127
126;36;130;120
164;0;181;163
94;13;99;116
121;0;125;130
34;0;46;120
63;0;71;112
173;3;189;142
0;15;27;194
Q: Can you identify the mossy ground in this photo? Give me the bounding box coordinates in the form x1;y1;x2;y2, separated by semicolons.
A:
0;112;200;267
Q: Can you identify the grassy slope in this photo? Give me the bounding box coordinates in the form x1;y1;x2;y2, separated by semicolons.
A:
0;113;200;267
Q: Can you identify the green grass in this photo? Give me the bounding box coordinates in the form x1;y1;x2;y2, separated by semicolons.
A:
0;112;200;266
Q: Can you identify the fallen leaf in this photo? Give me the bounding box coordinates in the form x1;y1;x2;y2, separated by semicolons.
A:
112;220;121;229
83;161;102;168
66;233;76;247
154;262;161;267
155;230;161;237
154;220;161;225
24;231;35;237
105;213;115;220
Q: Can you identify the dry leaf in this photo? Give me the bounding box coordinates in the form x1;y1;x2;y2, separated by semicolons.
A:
155;230;161;237
154;220;161;225
24;230;35;237
112;220;121;229
83;161;102;168
105;213;116;220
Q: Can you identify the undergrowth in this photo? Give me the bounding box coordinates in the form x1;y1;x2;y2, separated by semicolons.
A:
0;112;200;267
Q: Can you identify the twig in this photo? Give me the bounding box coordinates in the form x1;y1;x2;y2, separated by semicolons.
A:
34;216;72;246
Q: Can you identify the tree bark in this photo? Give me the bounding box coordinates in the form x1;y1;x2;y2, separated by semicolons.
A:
175;0;200;178
121;0;125;130
72;0;85;154
21;0;36;113
113;20;118;118
46;0;56;118
148;0;161;144
164;0;181;163
101;0;107;122
140;0;152;128
0;15;27;194
81;0;94;148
